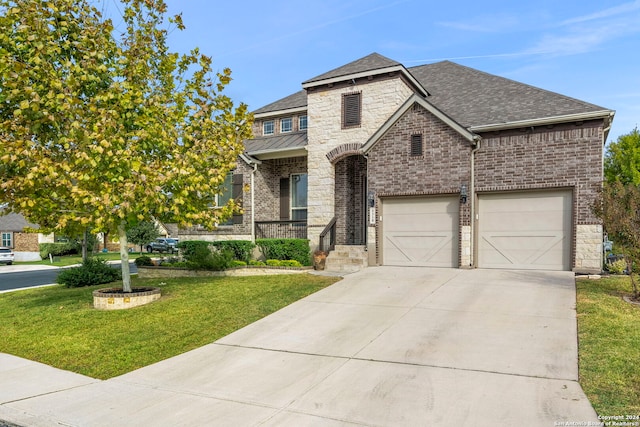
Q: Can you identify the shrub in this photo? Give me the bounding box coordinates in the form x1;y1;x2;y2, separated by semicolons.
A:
230;260;247;267
56;258;121;288
249;260;266;266
176;240;234;270
279;260;302;267
134;255;153;267
39;242;79;259
266;259;282;266
256;239;311;266
211;240;255;263
607;258;628;275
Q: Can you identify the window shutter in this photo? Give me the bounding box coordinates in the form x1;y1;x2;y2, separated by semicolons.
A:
279;178;290;220
343;93;361;127
232;174;243;224
410;134;423;156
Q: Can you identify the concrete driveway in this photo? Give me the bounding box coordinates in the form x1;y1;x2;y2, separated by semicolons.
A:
0;267;597;426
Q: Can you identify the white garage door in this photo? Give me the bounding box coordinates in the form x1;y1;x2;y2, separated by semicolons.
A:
478;191;572;271
382;196;458;267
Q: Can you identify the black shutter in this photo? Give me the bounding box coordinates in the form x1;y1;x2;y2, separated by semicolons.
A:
232;174;243;224
343;93;361;127
279;178;290;220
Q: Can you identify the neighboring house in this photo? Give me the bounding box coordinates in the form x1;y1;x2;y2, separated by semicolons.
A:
0;210;54;261
180;53;614;274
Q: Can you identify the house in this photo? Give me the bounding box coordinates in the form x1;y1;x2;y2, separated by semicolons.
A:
179;53;614;274
0;210;54;261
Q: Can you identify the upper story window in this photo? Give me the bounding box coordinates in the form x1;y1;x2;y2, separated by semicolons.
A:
342;92;361;128
299;115;308;131
263;120;274;135
410;134;423;157
281;117;292;133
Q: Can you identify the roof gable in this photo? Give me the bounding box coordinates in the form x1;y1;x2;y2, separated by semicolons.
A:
302;53;401;85
0;211;40;231
362;94;478;154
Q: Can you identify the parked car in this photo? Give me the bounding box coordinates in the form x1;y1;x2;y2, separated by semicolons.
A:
146;238;179;254
0;247;15;265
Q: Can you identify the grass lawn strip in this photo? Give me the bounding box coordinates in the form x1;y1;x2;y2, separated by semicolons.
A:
0;274;339;379
576;275;640;416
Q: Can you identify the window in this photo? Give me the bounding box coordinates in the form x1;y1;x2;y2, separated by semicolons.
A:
299;115;308;130
1;232;12;247
281;117;292;133
263;120;274;135
342;92;361;128
215;173;233;208
291;173;308;220
410;134;423;157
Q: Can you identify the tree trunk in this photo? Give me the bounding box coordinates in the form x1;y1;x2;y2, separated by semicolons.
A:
81;228;89;261
118;221;132;293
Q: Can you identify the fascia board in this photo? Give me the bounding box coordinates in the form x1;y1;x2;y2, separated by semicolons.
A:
469;110;615;132
254;106;308;119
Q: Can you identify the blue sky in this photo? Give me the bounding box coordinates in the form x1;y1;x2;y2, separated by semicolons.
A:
105;0;639;142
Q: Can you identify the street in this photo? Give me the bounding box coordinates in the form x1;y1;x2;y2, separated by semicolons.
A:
0;262;137;293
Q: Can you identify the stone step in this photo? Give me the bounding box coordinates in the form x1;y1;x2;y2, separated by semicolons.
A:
325;245;368;273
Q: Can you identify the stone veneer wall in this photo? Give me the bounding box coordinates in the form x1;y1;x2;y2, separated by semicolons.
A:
306;76;414;250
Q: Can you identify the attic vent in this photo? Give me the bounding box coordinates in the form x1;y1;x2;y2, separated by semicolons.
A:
410;134;423;156
342;92;361;128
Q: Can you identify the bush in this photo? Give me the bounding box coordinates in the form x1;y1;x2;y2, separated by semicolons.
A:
230;260;247;267
607;258;628;275
56;258;122;288
134;255;153;267
39;242;79;259
256;239;311;266
176;240;234;270
211;240;255;263
249;260;266;266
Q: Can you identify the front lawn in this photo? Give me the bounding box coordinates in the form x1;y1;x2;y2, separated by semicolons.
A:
0;274;339;379
576;275;640;416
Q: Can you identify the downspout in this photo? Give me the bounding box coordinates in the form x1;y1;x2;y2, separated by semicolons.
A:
251;161;257;244
469;136;482;268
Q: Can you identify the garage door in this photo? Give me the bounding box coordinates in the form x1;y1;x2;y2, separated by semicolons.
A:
478;191;572;271
382;196;458;267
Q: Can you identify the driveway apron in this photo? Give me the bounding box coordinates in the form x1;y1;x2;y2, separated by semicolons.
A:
0;267;598;426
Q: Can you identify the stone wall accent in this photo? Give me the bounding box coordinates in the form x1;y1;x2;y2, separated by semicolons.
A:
14;232;39;252
326;143;363;164
574;224;603;273
461;225;471;267
93;287;161;310
306;76;415;247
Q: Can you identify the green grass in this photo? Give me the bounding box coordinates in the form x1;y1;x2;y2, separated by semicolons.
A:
576;275;640;416
0;274;339;379
18;251;144;267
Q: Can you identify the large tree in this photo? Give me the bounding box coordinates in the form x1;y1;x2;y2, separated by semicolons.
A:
0;0;252;291
604;127;640;184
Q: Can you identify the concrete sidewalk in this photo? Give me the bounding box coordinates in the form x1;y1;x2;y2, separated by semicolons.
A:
0;267;598;426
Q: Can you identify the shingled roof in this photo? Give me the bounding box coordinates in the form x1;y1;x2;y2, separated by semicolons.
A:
408;61;610;129
252;53;612;130
244;131;307;158
0;211;39;231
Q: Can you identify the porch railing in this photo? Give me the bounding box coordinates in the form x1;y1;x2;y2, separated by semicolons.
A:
319;217;337;252
255;220;307;240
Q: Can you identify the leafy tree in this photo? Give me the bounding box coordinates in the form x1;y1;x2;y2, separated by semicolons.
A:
0;0;252;292
593;181;640;300
126;221;160;253
604;127;640;184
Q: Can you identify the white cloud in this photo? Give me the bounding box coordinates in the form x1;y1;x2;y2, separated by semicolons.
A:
438;13;520;33
560;0;640;25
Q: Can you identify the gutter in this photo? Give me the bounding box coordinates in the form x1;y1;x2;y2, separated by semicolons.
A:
468;110;614;133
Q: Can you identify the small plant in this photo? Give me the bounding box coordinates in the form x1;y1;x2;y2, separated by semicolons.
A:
230;260;247;268
249;260;266;266
607;258;627;275
256;239;311;266
134;255;153;267
57;258;121;288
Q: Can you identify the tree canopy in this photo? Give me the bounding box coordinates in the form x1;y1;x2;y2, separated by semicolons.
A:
0;0;252;291
604;127;640;184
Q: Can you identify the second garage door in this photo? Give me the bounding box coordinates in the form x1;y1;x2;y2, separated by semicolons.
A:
382;196;458;267
478;191;572;271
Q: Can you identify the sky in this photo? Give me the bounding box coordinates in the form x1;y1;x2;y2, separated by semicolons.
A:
103;0;639;143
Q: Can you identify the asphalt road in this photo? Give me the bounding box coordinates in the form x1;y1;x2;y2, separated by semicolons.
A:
0;262;137;292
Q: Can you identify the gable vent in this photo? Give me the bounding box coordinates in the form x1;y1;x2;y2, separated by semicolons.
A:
410;134;423;156
342;92;361;128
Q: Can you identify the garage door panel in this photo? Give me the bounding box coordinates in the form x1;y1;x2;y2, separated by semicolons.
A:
478;192;571;271
382;197;458;268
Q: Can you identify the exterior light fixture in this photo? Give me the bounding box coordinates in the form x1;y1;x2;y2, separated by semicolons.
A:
460;184;468;204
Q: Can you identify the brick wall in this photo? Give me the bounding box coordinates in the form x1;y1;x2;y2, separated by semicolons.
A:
253;157;307;221
14;232;39;252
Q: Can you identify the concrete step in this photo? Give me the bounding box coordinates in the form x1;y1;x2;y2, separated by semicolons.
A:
325;245;368;273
